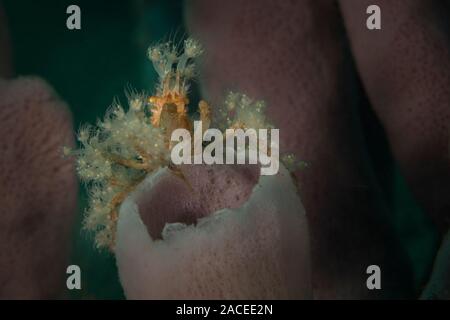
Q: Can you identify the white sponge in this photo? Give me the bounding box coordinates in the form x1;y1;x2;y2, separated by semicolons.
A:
115;164;311;299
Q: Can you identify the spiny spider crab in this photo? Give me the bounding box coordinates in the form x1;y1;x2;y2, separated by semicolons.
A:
67;38;293;251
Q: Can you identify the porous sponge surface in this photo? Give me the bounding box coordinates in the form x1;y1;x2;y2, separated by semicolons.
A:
116;165;310;299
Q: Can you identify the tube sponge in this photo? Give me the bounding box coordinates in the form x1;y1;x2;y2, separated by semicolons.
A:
115;164;311;299
0;77;77;298
421;232;450;299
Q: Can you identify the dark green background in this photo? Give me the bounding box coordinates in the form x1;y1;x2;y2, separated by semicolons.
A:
2;0;440;299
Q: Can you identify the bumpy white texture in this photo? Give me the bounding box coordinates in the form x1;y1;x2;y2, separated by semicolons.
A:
115;164;311;299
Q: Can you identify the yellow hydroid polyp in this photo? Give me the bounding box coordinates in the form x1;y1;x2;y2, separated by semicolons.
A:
68;37;296;250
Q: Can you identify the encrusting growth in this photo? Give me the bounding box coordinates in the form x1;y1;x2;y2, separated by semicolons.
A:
66;38;298;251
147;38;205;131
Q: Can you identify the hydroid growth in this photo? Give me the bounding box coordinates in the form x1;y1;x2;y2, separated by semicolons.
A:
68;38;289;250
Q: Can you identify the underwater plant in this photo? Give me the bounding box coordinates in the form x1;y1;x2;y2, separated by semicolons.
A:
67;38;291;250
